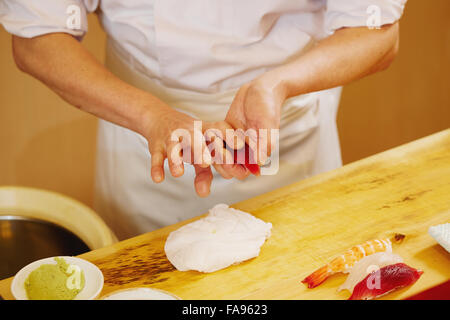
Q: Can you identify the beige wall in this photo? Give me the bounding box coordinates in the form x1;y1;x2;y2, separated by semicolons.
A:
337;0;450;163
1;1;449;208
0;15;105;206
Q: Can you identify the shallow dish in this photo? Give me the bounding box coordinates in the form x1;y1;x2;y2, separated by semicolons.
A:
101;287;180;300
11;256;104;300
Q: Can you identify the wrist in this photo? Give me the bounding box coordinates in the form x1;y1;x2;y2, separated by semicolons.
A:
133;92;173;139
253;70;289;103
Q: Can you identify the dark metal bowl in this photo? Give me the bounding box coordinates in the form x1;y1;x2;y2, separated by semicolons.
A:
0;216;90;280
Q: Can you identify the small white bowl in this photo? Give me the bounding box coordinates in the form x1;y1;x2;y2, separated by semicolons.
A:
11;256;104;300
101;287;180;300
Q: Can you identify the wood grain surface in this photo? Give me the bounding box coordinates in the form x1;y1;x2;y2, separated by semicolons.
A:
1;129;449;300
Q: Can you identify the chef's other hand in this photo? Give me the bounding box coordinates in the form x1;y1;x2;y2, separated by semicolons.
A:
143;107;214;184
145;109;235;197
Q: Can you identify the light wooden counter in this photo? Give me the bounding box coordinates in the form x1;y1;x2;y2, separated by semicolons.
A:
1;129;449;300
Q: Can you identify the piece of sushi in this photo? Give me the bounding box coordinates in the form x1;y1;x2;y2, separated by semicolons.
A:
302;239;392;288
338;252;403;293
348;263;423;300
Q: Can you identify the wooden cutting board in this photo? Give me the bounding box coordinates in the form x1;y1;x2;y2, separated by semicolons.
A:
1;129;449;300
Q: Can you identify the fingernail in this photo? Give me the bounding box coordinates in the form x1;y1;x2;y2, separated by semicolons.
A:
198;184;210;197
237;136;247;149
256;148;266;165
174;165;183;176
258;155;267;166
153;171;163;182
203;151;212;166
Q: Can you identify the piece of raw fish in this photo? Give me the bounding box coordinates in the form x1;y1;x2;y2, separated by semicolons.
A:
348;263;423;300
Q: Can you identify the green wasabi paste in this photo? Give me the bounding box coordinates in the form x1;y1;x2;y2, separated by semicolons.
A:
24;257;85;300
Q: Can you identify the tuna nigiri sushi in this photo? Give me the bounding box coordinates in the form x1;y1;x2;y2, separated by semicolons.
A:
348;263;423;300
338;252;404;293
302;239;392;288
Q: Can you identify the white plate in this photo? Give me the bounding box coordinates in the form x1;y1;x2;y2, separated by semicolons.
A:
11;256;104;300
101;287;180;300
429;223;450;253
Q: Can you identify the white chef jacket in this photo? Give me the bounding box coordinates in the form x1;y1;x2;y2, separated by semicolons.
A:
1;0;406;92
0;0;406;240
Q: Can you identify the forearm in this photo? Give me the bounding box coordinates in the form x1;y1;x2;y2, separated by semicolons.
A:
258;23;399;99
12;33;170;136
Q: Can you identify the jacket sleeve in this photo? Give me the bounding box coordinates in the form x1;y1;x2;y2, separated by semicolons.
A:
325;0;407;34
0;0;98;39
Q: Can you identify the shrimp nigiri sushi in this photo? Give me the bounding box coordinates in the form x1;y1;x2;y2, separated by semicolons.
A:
349;263;423;300
302;239;392;288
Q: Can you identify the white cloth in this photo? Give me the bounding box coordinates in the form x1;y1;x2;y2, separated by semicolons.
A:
0;1;406;240
164;204;272;273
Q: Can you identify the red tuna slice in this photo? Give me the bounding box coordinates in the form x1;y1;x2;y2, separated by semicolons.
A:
349;263;423;300
233;144;260;176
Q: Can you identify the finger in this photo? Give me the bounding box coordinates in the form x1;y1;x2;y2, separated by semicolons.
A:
225;128;246;151
192;129;212;168
150;145;166;183
212;121;245;151
166;140;185;178
218;146;242;178
205;134;232;179
222;163;250;180
249;121;273;165
201;138;212;168
213;164;233;179
225;84;249;130
257;131;269;166
204;125;230;165
221;142;251;179
194;165;213;197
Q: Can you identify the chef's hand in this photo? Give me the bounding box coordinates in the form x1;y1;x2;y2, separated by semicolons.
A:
222;23;401;181
222;77;287;178
143;107;235;197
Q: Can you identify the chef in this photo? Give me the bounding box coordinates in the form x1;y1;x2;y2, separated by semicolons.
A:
0;0;406;240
